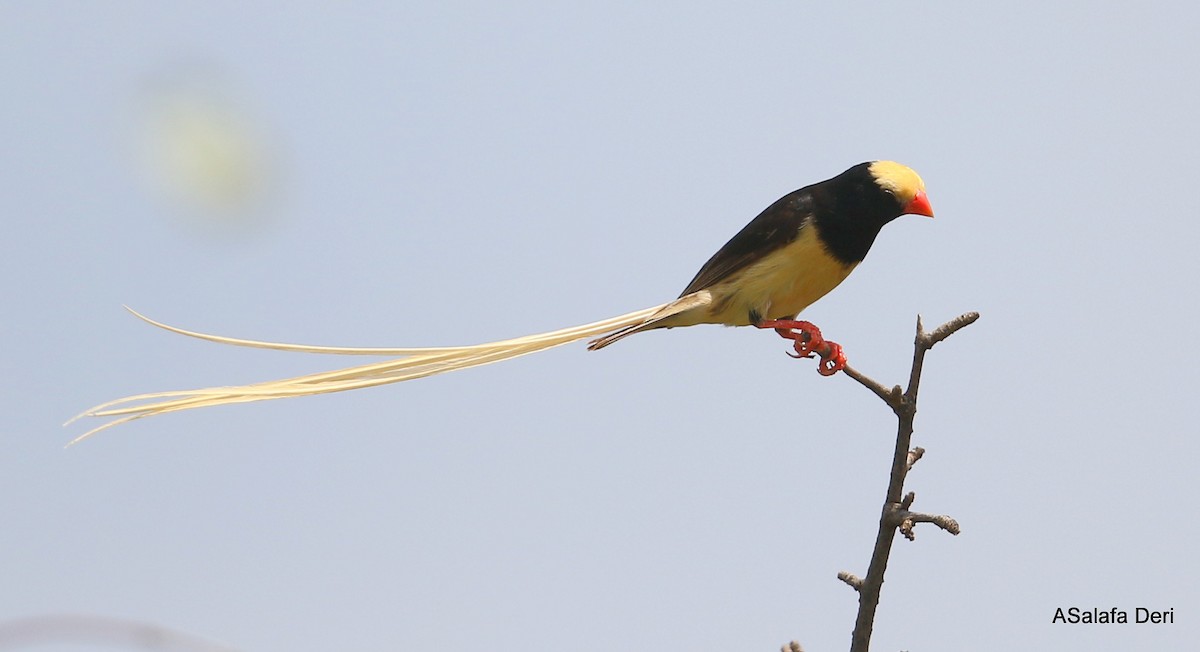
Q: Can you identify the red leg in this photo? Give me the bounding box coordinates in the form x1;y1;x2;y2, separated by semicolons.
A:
755;319;846;376
756;319;825;357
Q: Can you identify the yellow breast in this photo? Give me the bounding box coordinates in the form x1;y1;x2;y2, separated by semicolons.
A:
693;223;856;326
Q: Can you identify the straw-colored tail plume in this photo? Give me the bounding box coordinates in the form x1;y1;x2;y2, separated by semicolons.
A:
67;292;713;444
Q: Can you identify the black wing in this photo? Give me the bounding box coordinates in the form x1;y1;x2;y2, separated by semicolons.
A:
678;189;815;296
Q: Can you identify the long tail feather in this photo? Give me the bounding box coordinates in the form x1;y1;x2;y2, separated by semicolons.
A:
67;292;711;444
586;291;712;350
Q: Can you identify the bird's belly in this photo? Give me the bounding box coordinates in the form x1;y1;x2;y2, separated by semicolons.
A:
705;228;857;326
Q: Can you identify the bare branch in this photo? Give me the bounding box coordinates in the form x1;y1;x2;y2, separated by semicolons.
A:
841;364;903;410
843;311;978;652
899;511;962;541
922;311;981;349
903;511;961;536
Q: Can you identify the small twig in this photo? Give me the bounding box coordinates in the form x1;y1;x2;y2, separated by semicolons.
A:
922;312;980;349
904;511;961;535
897;510;961;541
841;364;902;410
906;447;925;470
889;492;961;541
837;571;863;591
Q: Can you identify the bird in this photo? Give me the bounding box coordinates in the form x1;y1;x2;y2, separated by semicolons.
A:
68;161;933;442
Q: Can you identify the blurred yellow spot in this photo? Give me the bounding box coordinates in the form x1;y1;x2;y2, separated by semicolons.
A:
137;76;277;224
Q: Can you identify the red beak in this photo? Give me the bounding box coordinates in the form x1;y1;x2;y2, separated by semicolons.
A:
903;189;934;218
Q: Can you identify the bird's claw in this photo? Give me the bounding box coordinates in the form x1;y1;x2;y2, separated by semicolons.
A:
757;319;846;376
813;341;846;376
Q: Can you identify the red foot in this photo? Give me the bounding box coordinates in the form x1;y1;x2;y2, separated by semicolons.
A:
756;319;847;376
812;341;846;376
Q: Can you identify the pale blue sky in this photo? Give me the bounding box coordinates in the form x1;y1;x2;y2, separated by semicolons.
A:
3;2;1198;651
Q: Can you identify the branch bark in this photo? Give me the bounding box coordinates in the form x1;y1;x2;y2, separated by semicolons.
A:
838;311;978;652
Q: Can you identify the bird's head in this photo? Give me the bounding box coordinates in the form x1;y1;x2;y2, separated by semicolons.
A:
868;160;934;218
